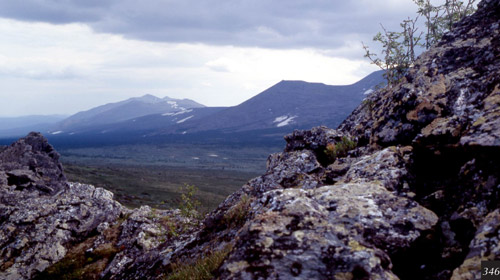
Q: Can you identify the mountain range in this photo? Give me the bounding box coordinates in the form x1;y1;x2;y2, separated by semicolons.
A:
0;70;384;146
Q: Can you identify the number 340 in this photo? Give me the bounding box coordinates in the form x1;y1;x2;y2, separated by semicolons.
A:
483;267;500;275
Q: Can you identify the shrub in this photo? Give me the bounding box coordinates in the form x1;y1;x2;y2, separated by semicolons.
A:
363;0;477;87
324;136;357;162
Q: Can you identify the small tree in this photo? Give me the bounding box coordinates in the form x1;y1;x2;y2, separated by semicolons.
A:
441;0;477;31
363;0;477;86
363;18;421;87
413;0;443;48
178;183;201;219
413;0;477;48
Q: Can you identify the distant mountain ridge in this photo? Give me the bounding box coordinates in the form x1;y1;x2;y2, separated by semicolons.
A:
164;70;384;134
55;94;205;131
50;70;383;140
0;71;384;146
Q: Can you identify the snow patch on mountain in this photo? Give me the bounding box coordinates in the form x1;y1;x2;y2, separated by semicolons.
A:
162;109;193;116
176;115;194;124
273;115;297;127
167;101;177;107
273;115;288;123
167;101;183;110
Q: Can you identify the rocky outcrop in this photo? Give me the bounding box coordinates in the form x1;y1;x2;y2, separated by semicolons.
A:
134;0;499;278
339;0;500;150
0;0;499;279
336;1;500;278
0;132;66;195
0;133;197;280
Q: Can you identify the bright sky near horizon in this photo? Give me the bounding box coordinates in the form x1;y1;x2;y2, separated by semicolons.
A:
0;0;419;117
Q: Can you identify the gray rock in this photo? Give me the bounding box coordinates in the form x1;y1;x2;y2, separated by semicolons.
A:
0;132;66;194
245;149;323;194
0;182;124;279
218;182;437;279
451;209;500;280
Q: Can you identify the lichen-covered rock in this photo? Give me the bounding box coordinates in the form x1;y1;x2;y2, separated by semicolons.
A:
101;206;200;280
218;182;437;279
239;149;324;198
451;209;500;280
0;133;199;280
0;132;66;194
87;206;193;280
284;126;350;152
0;181;124;280
338;146;412;192
0;133;124;279
332;1;500;278
339;0;500;149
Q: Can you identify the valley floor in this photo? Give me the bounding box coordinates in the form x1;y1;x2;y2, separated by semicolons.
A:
63;163;260;212
59;143;279;212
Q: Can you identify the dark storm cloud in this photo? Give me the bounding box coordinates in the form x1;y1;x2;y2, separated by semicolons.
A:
0;0;414;50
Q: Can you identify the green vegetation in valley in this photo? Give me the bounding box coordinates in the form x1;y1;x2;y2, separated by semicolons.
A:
59;143;279;173
60;143;275;212
63;163;259;213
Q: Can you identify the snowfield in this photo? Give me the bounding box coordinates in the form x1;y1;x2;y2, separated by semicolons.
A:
273;115;297;127
176;115;194;124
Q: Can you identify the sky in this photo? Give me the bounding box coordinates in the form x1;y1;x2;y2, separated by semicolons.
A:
0;0;420;117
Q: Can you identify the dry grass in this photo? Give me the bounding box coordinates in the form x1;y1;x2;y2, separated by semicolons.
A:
165;244;233;280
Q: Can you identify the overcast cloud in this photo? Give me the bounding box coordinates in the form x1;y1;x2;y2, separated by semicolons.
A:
0;0;421;116
0;1;415;50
